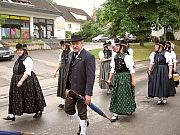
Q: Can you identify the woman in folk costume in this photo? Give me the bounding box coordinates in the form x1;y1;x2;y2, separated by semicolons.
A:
98;41;113;94
164;41;176;95
3;44;46;121
107;38;136;122
166;41;179;87
148;41;175;105
53;41;71;109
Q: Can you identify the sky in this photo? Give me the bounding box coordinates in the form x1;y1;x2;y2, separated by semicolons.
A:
54;0;106;16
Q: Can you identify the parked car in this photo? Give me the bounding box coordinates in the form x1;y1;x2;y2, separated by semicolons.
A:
0;43;15;60
92;34;109;42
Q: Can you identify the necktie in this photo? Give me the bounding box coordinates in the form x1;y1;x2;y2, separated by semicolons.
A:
71;52;78;64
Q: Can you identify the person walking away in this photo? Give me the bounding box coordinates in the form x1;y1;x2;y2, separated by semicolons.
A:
64;34;95;135
3;43;46;121
107;38;136;122
53;40;71;109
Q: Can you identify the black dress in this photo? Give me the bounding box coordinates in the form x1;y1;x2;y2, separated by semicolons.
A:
57;50;70;98
8;55;46;116
148;51;175;98
99;49;112;89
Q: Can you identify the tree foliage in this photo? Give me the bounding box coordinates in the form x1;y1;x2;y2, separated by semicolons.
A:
99;0;180;45
76;21;102;41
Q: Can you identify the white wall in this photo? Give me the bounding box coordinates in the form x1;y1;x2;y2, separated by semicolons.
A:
54;16;66;39
65;21;81;34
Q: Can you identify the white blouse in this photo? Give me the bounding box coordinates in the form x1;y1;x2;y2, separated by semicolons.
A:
170;51;177;63
110;54;135;74
58;52;62;62
128;48;134;57
23;57;33;76
149;51;173;65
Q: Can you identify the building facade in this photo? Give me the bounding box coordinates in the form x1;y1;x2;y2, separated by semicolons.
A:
0;0;91;40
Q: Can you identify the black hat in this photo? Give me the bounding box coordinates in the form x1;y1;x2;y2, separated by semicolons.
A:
166;41;171;46
114;38;127;46
16;43;23;49
16;43;28;50
103;42;108;47
156;41;165;47
60;40;65;45
65;41;71;46
71;34;85;42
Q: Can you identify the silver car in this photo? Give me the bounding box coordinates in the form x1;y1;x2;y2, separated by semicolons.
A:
0;43;15;60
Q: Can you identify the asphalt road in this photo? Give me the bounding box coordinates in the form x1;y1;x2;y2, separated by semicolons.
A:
0;46;180;135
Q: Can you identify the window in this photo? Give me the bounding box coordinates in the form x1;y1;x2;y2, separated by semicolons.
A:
1;15;30;39
68;24;71;29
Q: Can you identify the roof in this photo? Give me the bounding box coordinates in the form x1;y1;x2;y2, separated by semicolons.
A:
53;4;92;23
0;0;62;16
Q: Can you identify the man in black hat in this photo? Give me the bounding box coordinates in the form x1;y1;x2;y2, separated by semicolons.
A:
65;34;95;135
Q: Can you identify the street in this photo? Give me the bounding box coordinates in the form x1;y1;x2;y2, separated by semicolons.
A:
0;46;180;135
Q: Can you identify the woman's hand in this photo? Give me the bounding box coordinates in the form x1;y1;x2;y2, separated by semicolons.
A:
53;72;57;78
131;79;136;88
169;73;172;79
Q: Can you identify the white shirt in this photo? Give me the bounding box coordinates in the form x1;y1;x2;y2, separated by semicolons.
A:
110;54;135;74
23;57;33;76
128;48;134;57
149;51;173;65
170;51;177;63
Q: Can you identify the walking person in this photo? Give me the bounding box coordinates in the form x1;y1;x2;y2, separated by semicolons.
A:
148;41;174;105
53;40;71;109
107;38;136;122
64;34;95;135
167;41;179;87
3;44;46;121
98;41;113;94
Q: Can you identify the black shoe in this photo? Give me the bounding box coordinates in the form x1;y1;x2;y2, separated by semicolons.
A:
77;120;89;135
3;116;15;121
58;104;64;109
110;115;118;122
33;111;42;118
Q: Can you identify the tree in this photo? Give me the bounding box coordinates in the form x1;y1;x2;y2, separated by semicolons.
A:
99;0;180;46
76;21;102;41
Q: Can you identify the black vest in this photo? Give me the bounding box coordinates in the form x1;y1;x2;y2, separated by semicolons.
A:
114;53;129;73
103;49;112;59
61;50;70;65
13;55;30;75
154;51;166;65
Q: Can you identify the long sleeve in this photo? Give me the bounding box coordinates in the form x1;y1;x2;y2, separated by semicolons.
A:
165;51;173;65
171;51;177;63
124;55;135;74
85;54;96;96
98;50;104;60
149;52;155;64
23;57;33;76
110;55;115;73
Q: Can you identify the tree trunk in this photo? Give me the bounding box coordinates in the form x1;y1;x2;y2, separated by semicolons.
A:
139;39;144;46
